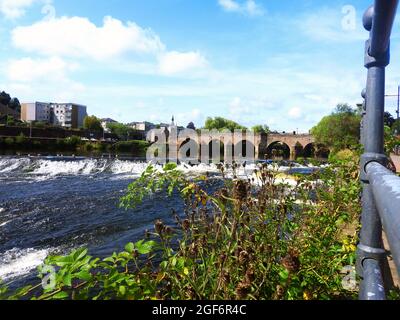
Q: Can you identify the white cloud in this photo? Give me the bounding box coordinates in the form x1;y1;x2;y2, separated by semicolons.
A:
158;51;208;75
12;16;165;60
288;107;303;119
0;0;50;19
6;57;78;82
218;0;264;16
298;7;365;42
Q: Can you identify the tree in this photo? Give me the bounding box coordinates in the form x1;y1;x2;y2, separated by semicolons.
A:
8;98;21;112
0;91;11;106
187;122;196;130
251;125;270;134
384;112;395;128
392;119;400;135
83;116;103;132
311;104;361;152
107;122;137;140
204;117;247;132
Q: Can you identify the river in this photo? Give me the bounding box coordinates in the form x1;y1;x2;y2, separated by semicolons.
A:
0;156;317;290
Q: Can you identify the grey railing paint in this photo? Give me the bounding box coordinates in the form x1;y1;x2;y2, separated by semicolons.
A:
358;0;400;300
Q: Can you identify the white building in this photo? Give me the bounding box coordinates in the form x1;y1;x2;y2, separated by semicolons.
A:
21;102;87;128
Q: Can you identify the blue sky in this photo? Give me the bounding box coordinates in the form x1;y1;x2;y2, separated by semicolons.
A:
1;0;400;132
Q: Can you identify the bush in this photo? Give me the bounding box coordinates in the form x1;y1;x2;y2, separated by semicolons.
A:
4;137;14;145
114;140;149;154
15;133;27;145
329;149;358;163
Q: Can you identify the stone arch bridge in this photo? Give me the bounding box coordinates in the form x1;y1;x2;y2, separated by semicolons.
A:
153;131;321;161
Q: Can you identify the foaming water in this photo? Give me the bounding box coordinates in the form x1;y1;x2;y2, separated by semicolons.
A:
0;248;51;281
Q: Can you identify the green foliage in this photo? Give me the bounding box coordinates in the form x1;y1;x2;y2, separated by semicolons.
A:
113;140;149;154
392;119;400;135
385;125;400;155
311;104;361;152
204;117;247;132
107;123;138;140
6;115;15;126
83;116;103;132
1;159;362;300
64;136;82;147
251;125;270;134
4;137;14;145
15;133;26;145
329;149;359;163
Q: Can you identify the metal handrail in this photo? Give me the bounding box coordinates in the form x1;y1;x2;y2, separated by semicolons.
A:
358;0;400;300
366;162;400;276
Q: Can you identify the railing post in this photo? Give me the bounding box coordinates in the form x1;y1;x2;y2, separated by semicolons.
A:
357;2;394;300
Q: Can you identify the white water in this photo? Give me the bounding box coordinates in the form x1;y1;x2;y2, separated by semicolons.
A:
0;248;51;281
0;157;318;184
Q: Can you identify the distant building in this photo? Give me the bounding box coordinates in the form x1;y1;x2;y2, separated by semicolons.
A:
101;118;118;133
21;102;52;123
129;121;156;132
21;102;87;128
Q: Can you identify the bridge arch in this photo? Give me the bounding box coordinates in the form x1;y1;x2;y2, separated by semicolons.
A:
266;141;291;160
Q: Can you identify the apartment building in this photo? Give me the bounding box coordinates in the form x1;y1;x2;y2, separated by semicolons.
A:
21;102;87;128
51;103;87;128
21;102;52;123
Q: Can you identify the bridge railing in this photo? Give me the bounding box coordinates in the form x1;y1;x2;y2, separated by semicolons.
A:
358;0;400;300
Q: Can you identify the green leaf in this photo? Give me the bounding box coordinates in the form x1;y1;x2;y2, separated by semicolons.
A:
119;286;126;296
52;291;69;300
135;240;157;255
76;270;92;281
279;270;289;281
63;273;72;287
73;248;88;261
125;242;134;254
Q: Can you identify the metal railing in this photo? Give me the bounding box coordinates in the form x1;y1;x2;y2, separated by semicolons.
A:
358;0;400;300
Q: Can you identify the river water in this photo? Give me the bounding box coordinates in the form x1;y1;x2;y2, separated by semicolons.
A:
0;156;317;290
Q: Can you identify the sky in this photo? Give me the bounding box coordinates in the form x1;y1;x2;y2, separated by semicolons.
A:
1;0;400;132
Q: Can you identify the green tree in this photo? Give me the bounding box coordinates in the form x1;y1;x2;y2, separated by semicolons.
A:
311;104;361;152
107;122;137;140
0;91;11;106
83;116;103;132
204;117;246;132
384;112;395;128
251;124;270;134
392;119;400;135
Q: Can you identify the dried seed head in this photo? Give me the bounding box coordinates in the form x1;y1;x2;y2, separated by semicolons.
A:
164;226;174;236
221;271;230;286
186;286;196;300
155;219;165;235
235;281;251;299
245;268;255;284
233;180;249;201
239;250;249;265
182;219;190;231
275;285;285;299
282;251;300;273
